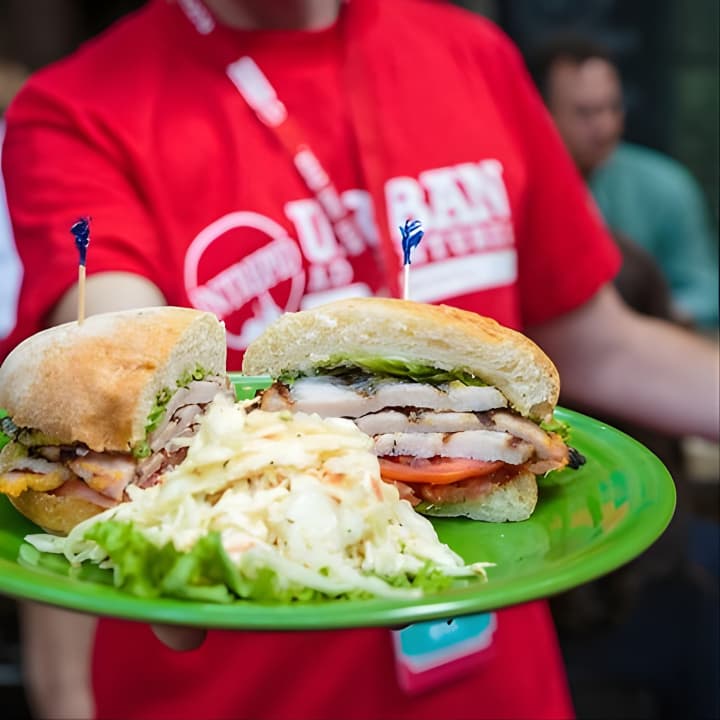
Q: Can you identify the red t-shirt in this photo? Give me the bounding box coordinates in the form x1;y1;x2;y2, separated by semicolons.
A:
1;1;620;718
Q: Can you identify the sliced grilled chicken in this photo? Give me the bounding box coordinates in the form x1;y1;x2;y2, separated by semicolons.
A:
355;410;486;435
490;411;569;472
261;377;507;417
373;430;534;464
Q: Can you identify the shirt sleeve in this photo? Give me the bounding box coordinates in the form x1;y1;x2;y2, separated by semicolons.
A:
0;76;165;357
474;24;622;327
654;168;719;328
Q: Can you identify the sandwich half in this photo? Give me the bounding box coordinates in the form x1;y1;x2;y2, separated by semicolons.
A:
243;297;582;522
0;307;232;533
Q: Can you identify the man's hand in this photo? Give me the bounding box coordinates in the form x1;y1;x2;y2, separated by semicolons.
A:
151;625;208;651
20;603;96;720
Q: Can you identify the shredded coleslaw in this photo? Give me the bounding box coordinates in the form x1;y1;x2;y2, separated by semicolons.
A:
27;396;491;601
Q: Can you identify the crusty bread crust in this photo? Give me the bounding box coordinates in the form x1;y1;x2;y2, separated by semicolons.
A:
0;307;226;451
243;298;559;421
416;469;538;522
10;490;104;535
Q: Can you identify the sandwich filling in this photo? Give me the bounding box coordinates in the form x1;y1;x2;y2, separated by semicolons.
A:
0;372;234;510
259;361;580;510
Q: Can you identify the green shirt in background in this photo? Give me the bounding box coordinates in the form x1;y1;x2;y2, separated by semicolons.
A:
590;142;719;329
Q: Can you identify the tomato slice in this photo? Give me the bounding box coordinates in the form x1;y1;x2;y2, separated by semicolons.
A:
379;456;506;485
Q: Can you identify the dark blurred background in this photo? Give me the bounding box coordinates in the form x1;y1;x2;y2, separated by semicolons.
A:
0;2;718;719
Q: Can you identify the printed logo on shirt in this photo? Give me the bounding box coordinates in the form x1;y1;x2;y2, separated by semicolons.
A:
385;159;517;303
183;212;307;350
183;161;517;349
183;192;379;348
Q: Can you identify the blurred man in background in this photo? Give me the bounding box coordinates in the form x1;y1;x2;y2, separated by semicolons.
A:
527;34;720;720
526;35;719;331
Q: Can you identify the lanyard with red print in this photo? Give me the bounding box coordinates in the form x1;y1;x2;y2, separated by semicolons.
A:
226;55;371;273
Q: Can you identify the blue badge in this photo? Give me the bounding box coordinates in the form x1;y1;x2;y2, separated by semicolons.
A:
392;612;498;694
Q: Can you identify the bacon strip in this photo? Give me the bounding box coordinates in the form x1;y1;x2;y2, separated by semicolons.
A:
51;478;117;508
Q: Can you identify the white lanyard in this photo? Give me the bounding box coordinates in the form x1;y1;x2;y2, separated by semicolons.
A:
178;0;366;257
226;55;366;256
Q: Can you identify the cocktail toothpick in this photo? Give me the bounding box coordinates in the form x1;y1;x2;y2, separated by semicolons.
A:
400;219;424;300
70;217;91;324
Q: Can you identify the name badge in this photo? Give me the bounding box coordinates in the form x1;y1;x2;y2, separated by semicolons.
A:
392;612;498;695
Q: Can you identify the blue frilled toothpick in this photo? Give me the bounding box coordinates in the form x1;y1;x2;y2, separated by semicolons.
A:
70;217;91;324
400;219;424;300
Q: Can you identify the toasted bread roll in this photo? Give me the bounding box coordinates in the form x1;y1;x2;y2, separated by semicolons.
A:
243;297;558;422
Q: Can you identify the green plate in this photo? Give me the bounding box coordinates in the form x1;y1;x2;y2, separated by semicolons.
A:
0;375;675;629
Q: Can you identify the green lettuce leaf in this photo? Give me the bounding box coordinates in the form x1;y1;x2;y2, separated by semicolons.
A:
84;521;237;602
281;356;487;387
539;416;571;441
0;409;10;450
83;520;461;603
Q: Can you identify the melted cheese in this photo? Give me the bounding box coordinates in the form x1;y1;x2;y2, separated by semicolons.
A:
0;469;67;497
